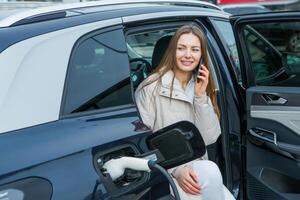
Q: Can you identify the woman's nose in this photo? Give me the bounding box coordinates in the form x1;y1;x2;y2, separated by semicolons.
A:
184;49;192;57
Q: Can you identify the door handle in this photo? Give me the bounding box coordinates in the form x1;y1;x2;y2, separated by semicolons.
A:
249;128;300;162
262;93;287;105
249;128;277;145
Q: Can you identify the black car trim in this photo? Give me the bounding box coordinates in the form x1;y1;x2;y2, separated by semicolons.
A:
12;11;69;27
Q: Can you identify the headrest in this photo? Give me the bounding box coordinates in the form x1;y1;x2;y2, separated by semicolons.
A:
151;35;172;69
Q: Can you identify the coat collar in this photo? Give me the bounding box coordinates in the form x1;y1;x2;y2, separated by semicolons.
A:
161;70;195;89
159;70;195;104
161;70;175;89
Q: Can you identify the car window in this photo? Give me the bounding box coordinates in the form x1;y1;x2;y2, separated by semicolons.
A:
127;29;175;59
126;28;177;90
63;28;132;115
244;26;282;81
242;22;300;86
211;20;242;84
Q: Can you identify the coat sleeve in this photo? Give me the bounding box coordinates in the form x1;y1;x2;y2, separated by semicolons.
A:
135;85;156;129
193;94;221;145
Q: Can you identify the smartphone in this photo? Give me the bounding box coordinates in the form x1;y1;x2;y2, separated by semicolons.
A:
197;58;204;83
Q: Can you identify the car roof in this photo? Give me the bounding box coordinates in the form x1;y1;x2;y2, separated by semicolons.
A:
0;0;224;28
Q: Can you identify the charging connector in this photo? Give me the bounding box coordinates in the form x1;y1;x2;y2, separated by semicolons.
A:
103;156;180;200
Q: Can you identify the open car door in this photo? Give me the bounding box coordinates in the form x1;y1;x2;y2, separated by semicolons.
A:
232;12;300;200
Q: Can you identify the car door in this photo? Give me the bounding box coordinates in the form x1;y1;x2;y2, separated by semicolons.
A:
231;13;300;200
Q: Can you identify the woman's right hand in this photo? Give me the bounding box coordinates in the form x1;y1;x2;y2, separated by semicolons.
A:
176;166;202;195
195;64;209;97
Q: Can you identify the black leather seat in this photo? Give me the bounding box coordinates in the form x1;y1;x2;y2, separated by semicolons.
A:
151;35;172;69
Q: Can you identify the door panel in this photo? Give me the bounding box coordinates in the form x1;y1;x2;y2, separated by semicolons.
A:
246;87;300;200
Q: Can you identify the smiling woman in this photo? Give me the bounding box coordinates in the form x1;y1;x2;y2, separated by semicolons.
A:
135;24;235;200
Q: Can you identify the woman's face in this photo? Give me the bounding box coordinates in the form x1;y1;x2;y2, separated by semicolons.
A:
175;33;201;73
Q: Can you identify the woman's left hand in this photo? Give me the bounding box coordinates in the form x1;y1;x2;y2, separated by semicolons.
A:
176;166;202;195
195;64;209;96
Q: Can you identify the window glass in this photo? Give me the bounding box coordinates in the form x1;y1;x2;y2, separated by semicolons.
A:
212;20;241;83
64;29;132;115
244;27;282;81
126;28;177;90
127;29;175;59
242;22;300;86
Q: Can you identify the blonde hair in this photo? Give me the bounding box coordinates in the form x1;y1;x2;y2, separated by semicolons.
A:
145;24;220;118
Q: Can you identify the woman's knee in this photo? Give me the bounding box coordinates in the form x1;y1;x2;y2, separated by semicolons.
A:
192;160;223;186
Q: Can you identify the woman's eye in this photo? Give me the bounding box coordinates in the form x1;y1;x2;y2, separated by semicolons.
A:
192;48;200;52
177;47;184;51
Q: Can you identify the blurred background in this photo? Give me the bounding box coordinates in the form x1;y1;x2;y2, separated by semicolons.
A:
214;0;300;11
0;0;299;12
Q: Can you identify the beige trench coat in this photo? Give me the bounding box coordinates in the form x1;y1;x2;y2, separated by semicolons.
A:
135;70;221;178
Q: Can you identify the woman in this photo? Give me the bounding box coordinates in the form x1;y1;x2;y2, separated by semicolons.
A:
135;24;235;200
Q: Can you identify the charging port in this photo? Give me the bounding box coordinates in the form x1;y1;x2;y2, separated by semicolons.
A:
94;144;147;188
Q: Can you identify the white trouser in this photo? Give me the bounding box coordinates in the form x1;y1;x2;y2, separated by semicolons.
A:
172;160;235;200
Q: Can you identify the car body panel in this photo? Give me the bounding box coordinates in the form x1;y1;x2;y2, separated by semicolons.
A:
0;18;121;134
0;106;153;199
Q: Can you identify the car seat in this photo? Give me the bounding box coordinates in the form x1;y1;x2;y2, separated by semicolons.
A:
131;35;172;90
151;35;172;69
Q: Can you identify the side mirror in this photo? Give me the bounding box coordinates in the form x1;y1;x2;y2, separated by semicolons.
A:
146;121;206;169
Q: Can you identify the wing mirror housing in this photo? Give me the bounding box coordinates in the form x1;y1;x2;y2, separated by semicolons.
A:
146;121;206;169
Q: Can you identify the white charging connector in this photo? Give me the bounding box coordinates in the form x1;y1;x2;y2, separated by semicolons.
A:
103;157;151;181
103;156;180;200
